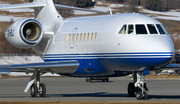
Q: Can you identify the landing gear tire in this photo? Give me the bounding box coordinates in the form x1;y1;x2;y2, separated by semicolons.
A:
30;83;38;97
143;91;148;99
136;91;148;100
89;79;92;82
128;82;135;97
39;83;46;97
136;91;143;100
106;78;109;82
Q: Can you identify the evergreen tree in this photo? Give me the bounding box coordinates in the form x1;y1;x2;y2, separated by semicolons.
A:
156;0;162;11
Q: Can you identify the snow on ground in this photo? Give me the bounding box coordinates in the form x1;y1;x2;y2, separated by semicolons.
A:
141;9;180;21
0;56;60;76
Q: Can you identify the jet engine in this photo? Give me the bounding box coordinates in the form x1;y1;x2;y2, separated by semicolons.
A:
5;18;43;49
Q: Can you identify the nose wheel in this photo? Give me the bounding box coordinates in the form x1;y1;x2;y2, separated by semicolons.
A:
128;71;149;100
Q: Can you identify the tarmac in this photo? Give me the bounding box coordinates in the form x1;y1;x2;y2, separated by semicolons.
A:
0;77;180;102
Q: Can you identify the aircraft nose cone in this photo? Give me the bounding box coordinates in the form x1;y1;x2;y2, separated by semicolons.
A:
153;36;175;67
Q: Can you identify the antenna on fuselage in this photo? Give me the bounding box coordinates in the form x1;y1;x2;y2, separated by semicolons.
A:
109;7;112;15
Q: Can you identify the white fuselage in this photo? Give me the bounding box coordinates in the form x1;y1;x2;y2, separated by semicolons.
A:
43;13;174;76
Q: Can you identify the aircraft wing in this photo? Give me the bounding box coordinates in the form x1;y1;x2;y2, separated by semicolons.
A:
0;2;45;10
55;4;109;14
0;60;79;74
162;63;180;70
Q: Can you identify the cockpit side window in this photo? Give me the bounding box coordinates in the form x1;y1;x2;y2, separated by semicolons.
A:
136;24;148;34
119;25;127;34
128;25;134;34
156;24;166;34
147;24;158;34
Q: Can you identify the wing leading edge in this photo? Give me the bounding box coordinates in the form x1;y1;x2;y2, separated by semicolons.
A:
55;4;109;14
0;60;79;74
0;1;45;10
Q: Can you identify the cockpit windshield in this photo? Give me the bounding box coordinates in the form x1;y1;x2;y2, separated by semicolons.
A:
128;25;134;34
156;24;166;34
147;24;158;34
136;24;147;34
119;25;127;34
118;24;167;35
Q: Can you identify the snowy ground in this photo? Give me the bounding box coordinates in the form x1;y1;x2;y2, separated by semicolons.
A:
141;9;180;21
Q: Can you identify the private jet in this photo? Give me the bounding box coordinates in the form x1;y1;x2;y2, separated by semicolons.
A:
0;0;174;100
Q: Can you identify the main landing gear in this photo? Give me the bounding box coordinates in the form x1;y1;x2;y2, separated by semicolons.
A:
24;69;46;97
128;71;149;100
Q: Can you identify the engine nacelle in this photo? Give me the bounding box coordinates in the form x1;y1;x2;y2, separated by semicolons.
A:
5;18;43;49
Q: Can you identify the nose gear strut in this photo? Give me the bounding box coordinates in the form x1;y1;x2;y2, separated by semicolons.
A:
128;70;149;100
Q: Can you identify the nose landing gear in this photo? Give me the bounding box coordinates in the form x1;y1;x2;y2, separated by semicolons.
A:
128;71;149;100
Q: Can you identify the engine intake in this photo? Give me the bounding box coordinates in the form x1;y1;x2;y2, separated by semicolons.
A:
5;19;43;49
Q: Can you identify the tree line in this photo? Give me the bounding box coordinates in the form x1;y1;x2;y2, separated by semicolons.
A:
53;0;93;17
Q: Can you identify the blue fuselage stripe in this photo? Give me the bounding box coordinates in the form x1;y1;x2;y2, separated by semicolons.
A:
44;52;174;56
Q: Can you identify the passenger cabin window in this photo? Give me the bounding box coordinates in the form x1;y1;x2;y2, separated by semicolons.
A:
128;25;134;34
83;33;86;41
87;33;89;41
147;24;158;34
90;33;93;41
75;33;78;41
64;34;67;41
136;24;148;34
156;24;166;34
119;25;127;34
94;32;97;40
79;33;82;41
64;32;97;42
67;34;70;41
71;34;74;41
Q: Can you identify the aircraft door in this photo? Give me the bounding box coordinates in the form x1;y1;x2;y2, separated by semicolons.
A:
70;27;78;48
